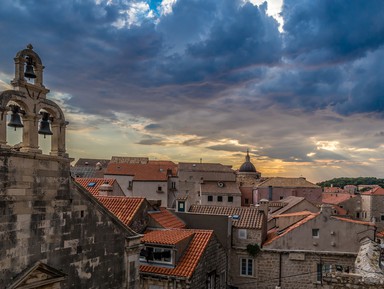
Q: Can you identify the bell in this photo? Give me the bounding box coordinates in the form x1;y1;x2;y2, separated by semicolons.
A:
24;57;36;79
38;112;53;138
7;105;24;131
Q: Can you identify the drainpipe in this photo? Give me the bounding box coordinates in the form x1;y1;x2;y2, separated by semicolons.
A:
278;252;282;288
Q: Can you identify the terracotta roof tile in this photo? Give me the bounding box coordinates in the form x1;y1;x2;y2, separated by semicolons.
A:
322;193;355;205
332;216;375;226
377;230;384;238
189;205;264;229
105;161;177;181
140;229;213;278
141;229;194;245
149;208;186;229
75;178;116;196
96;196;144;226
361;187;384;196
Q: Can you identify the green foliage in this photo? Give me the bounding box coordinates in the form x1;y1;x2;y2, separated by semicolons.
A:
246;243;260;257
317;177;384;189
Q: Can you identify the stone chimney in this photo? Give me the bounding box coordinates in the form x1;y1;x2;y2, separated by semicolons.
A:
259;198;269;217
320;204;333;217
98;181;113;196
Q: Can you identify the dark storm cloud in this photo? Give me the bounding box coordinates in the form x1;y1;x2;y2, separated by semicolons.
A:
1;0;384;174
283;0;384;64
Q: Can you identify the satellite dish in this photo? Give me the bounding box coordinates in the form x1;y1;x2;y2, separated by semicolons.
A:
217;182;224;188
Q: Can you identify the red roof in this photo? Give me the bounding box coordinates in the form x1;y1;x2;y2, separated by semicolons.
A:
140;229;213;278
149;208;186;229
361;187;384;196
75;178;116;196
105;161;177;181
96;196;145;226
322;193;355;205
141;229;194;245
377;230;384;238
332;216;375;226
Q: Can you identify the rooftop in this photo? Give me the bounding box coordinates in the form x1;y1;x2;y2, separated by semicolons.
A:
140;229;213;278
361;187;384;196
256;177;320;188
149;208;186;229
95;196;145;226
105;161;177;180
189;204;264;229
75;178;117;196
322;192;355;205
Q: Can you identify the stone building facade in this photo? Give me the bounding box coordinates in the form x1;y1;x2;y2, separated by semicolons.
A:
0;45;141;289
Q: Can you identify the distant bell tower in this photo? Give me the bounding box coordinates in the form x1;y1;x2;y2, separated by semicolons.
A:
0;44;68;156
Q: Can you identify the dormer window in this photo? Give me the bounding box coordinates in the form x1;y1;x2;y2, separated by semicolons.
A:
140;246;173;265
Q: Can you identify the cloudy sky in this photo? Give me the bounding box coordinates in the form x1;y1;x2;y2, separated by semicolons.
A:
1;0;384;183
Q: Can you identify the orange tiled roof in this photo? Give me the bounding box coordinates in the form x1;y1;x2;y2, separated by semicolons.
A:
96;196;145;226
141;229;194;245
322;193;355;205
332;216;375;226
263;212;319;246
377;230;384;238
75;178;116;196
149;208;186;229
105;161;177;181
189;205;264;229
361;187;384;196
140;229;213;278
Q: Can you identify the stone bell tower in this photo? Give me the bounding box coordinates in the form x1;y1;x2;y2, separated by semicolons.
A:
0;44;68;156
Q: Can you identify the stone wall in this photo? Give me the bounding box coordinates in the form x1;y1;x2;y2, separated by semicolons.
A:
0;150;141;289
229;249;356;289
190;234;227;289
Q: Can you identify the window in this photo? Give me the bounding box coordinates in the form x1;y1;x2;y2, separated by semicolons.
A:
317;263;332;282
207;271;216;289
208;195;213;202
228;196;233;202
245;198;249;205
356;212;360;218
140;247;172;264
157;186;162;191
217;196;223;202
381;214;384;222
312;229;319;238
238;229;247;239
280;196;284;200
177;201;185;212
128;181;133;189
240;258;253;276
171;181;176;189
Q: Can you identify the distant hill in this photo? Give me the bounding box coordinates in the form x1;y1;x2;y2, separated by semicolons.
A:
317;177;384;188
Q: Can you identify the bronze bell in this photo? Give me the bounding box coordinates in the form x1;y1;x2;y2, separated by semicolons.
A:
38;112;53;138
24;56;36;79
7;105;24;131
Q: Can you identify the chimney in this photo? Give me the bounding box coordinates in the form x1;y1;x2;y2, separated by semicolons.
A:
320;204;333;217
98;181;113;196
259;199;269;217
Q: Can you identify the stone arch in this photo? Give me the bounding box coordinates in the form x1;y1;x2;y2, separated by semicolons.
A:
13;44;45;87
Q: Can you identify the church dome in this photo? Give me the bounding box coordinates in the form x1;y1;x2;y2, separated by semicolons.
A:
239;150;257;173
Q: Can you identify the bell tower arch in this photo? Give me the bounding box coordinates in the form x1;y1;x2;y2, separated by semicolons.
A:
0;44;68;157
